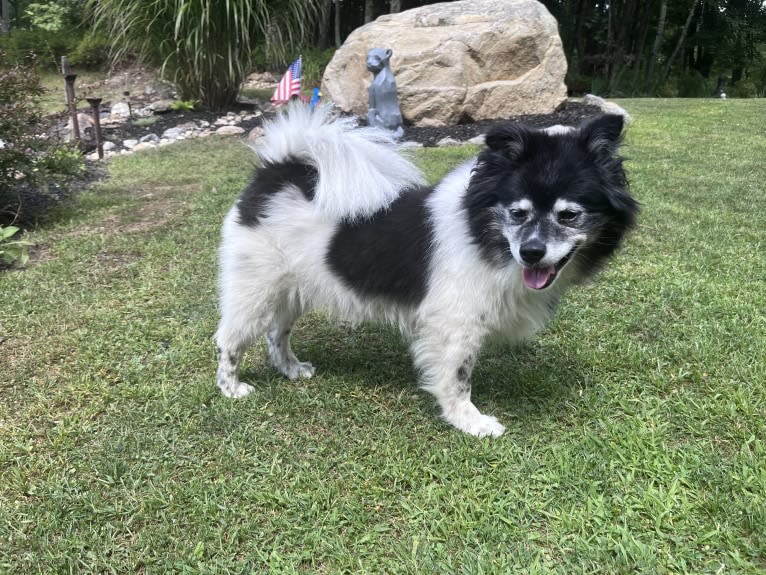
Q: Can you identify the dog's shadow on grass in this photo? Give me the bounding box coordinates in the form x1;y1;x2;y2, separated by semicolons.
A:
239;318;594;424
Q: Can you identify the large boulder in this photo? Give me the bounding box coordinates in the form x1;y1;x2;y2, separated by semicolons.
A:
321;0;567;127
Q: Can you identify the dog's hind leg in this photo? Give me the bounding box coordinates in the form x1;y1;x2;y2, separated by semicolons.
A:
412;326;506;438
215;338;253;399
265;298;315;380
214;283;276;399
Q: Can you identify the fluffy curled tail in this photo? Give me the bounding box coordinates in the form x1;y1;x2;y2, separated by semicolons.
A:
253;103;425;220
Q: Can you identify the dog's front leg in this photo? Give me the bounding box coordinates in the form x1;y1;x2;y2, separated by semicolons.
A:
412;331;506;438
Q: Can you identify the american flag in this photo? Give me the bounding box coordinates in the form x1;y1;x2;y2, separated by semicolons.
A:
271;56;302;105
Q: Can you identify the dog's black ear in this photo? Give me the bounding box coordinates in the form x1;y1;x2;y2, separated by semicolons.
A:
484;123;529;161
580;114;624;155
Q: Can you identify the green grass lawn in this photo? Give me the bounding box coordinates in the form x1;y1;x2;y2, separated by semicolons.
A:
1;99;765;574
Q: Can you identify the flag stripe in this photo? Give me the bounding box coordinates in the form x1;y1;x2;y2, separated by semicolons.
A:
271;56;302;104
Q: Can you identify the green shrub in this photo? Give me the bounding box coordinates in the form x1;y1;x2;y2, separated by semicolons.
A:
656;79;679;98
170;99;198;112
0;52;85;226
93;0;320;110
677;71;712;98
70;31;111;69
731;79;757;98
300;47;336;88
0;28;79;69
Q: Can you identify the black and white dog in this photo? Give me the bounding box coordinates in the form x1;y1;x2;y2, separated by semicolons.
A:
215;105;637;437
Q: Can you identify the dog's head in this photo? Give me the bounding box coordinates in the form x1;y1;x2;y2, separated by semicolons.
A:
465;114;639;290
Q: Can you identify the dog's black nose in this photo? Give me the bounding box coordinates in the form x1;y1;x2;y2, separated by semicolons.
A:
519;240;546;264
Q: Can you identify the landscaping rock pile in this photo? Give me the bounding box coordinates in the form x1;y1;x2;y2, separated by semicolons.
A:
70;97;625;161
81;108;262;160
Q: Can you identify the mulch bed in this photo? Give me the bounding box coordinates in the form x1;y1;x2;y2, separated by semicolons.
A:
401;100;603;146
102;99;603;148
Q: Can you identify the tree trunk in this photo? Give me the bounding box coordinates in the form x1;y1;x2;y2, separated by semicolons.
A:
631;3;651;95
606;1;614;78
659;0;699;86
573;0;588;75
645;0;667;89
364;0;374;23
317;0;331;49
1;0;10;34
334;0;341;48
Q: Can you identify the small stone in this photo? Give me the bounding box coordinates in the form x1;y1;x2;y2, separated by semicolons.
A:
139;133;160;144
466;134;485;145
102;141;117;151
246;126;265;143
110;102;131;118
161;127;184;139
215;125;246;136
149;99;174;113
581;94;631;122
436;137;461;147
123;139;139;149
132;142;156;152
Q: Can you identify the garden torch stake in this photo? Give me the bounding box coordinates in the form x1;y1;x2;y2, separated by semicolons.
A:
86;97;104;160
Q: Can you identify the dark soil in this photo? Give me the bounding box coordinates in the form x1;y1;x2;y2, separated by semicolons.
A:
401;100;603;146
103;100;603;148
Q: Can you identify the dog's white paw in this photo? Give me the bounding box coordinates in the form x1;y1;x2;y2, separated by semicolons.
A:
285;361;315;380
461;414;506;438
219;381;255;399
443;400;506;438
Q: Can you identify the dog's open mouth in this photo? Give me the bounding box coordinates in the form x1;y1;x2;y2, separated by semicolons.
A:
521;248;576;290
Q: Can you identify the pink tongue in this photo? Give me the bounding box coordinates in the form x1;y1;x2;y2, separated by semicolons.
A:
522;266;556;289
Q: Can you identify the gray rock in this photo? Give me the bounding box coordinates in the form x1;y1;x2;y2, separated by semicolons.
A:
581;94;631;122
246;126;265;144
149;100;174;113
110;101;131;118
123;139;139;149
132;142;156;152
436;137;461;147
215;125;246;136
161;127;184;140
139;133;160;144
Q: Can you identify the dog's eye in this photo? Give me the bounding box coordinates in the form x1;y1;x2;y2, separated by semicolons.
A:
557;209;581;224
509;208;528;222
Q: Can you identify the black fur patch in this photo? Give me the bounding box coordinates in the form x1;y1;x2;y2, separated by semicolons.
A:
237;156;318;226
327;186;435;306
464;116;638;273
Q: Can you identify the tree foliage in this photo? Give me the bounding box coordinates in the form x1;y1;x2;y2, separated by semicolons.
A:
540;0;766;96
0;52;84;226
